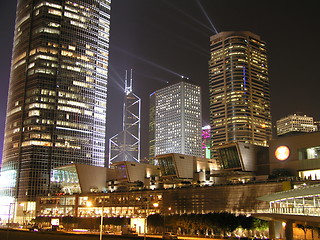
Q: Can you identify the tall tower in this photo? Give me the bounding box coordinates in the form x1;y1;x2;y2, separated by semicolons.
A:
109;70;141;164
209;31;271;157
149;82;202;158
0;0;111;208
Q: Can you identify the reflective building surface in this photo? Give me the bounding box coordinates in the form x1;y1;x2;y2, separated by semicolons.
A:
149;82;202;158
0;0;111;203
209;31;271;159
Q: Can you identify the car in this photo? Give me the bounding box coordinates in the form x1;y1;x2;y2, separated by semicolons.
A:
40;226;53;231
28;225;39;232
162;232;178;239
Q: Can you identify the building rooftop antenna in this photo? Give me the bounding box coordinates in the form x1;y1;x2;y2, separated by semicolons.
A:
125;69;133;95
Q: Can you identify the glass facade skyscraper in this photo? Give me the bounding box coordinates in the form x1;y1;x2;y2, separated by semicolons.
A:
209;31;271;157
0;0;111;204
149;82;202;158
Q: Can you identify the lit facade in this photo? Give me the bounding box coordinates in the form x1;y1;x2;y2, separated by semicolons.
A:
149;82;202;157
202;125;211;158
50;154;218;198
269;131;320;180
37;181;284;221
276;113;317;136
155;153;219;188
109;70;141;164
51;164;108;194
209;31;271;159
0;0;111;209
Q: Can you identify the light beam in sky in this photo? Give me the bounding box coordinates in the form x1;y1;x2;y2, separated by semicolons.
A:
164;1;215;33
113;46;188;79
196;0;219;34
109;65;125;91
138;72;170;84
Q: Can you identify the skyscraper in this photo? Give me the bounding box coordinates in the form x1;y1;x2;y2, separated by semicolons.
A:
149;82;202;158
109;70;141;164
209;31;271;157
0;0;111;209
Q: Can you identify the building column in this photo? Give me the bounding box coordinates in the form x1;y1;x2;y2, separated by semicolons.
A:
75;195;79;217
285;220;293;240
269;220;282;239
268;221;275;239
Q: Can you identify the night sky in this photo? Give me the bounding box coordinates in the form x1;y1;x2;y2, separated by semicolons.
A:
0;0;319;160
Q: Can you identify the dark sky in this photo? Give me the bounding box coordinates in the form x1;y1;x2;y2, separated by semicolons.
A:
0;1;319;160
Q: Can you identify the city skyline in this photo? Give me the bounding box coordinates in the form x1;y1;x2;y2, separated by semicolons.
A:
1;1;320;159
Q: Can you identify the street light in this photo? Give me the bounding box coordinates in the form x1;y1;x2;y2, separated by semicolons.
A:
144;199;159;240
99;200;104;240
88;199;104;240
7;202;15;227
164;207;172;232
7;202;15;240
19;203;26;227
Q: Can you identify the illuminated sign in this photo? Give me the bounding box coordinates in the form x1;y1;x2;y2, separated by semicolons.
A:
51;218;59;226
275;146;290;161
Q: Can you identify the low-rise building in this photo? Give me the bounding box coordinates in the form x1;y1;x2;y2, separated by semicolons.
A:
269;131;320;180
37;181;286;232
276;114;317;136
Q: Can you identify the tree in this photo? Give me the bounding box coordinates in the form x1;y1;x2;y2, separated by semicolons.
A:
238;214;255;230
296;223;318;240
269;168;294;179
253;218;268;231
105;217;128;226
147;214;163;233
211;212;240;237
297;223;311;240
165;214;180;233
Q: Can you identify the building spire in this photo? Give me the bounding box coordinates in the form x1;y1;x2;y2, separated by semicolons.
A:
125;69;133;95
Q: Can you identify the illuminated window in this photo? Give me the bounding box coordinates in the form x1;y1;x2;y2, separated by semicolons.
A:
22;140;52;147
48;8;62;16
28;110;40;117
299;146;320;160
7;107;22;116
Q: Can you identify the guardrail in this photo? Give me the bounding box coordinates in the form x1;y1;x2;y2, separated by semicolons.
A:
257;207;320;216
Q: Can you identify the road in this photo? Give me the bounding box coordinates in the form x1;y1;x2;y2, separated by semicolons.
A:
0;228;226;240
0;229;147;240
